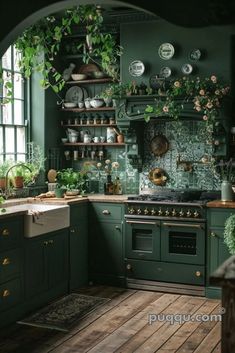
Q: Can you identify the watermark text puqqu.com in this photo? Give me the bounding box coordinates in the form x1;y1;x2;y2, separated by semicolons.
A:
148;308;226;325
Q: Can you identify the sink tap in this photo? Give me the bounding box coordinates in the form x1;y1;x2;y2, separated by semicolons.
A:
4;163;32;199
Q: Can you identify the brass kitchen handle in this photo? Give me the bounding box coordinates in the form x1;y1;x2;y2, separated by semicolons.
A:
126;220;159;225
2;258;10;266
2;229;10;236
162;222;203;229
102;210;111;215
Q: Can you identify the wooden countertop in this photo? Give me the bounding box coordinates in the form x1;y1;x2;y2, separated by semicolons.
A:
206;200;235;208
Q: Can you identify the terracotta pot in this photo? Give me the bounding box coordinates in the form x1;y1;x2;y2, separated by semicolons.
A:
117;134;124;143
0;177;6;189
13;176;24;188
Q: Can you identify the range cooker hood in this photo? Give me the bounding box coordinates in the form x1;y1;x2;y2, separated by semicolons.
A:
116;95;202;130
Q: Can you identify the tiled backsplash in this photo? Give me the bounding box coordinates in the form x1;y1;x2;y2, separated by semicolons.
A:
139;120;221;192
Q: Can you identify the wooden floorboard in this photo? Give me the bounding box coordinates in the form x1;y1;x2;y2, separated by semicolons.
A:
0;286;221;353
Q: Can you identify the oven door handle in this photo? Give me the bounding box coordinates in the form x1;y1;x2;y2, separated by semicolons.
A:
126;220;159;226
162;222;203;229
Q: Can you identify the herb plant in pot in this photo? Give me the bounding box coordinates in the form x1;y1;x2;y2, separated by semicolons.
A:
0;160;12;190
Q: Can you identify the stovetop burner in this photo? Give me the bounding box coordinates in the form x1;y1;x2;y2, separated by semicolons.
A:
127;190;220;204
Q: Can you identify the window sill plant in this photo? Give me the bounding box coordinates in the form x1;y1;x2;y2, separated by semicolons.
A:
55;168;89;197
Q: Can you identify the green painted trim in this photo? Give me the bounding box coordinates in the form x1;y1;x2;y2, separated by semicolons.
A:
205;286;221;299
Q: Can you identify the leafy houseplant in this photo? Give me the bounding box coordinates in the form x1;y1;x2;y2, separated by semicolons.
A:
0;160;12;189
1;5;122;103
224;214;235;254
55;168;88;196
144;75;230;127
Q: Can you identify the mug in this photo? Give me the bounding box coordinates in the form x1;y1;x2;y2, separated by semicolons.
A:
100;136;105;143
93;136;99;143
84;134;92;143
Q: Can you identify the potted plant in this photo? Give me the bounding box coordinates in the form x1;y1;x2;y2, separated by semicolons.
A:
0;160;12;190
55;168;89;197
12;165;24;188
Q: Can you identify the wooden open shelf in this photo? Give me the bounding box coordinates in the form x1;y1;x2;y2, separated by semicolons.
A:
62;107;115;112
66;78;114;84
61;124;117;128
62;143;125;146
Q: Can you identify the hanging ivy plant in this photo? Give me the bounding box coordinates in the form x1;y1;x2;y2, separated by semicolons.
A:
224;214;235;254
1;5;122;103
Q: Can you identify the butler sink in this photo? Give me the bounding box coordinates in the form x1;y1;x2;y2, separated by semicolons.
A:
8;203;70;237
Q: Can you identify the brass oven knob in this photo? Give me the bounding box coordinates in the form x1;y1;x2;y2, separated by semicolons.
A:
128;207;135;215
179;209;184;217
151;208;156;216
172;209;177;217
2;289;10;297
2;229;9;236
144;208;149;215
165;209;170;216
2;258;10;266
195;271;201;277
193;210;199;218
137;208;142;215
158;208;163;216
186;209;192;217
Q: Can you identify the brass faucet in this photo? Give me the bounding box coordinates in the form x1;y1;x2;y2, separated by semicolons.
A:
4;163;32;199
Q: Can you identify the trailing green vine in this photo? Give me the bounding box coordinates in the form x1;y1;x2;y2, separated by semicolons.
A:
1;5;122;103
224;214;235;254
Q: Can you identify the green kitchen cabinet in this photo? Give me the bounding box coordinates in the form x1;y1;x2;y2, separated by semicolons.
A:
206;208;234;298
89;202;124;286
69;202;88;291
24;229;68;309
0;216;24;329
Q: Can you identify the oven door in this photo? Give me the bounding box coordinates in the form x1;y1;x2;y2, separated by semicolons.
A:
161;221;205;265
125;218;160;260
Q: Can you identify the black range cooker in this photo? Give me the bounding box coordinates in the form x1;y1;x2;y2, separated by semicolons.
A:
124;190;219;295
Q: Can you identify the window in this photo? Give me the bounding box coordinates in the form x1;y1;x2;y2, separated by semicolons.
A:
0;45;29;163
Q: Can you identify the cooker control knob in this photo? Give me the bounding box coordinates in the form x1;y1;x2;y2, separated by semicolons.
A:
144;207;149;215
151;208;156;216
165;209;170;216
186;209;192;217
179;209;185;217
158;208;163;216
172;209;177;217
193;210;199;218
137;208;142;215
128;207;135;215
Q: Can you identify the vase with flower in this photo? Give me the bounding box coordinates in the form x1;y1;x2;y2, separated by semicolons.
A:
96;159;120;195
220;159;234;201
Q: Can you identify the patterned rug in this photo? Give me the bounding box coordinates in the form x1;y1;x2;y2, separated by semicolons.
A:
17;293;109;332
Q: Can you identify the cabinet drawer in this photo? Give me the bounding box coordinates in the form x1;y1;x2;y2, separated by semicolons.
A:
0;277;22;312
0;217;23;250
208;209;235;228
0;248;22;283
125;259;205;285
90;203;123;222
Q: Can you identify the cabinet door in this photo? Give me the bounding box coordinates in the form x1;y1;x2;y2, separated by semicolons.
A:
89;221;123;278
48;230;69;289
24;237;47;299
70;204;88;290
208;227;230;276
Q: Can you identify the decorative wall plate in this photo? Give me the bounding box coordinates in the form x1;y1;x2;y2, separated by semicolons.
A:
158;43;175;60
128;60;145;77
181;63;193;75
159;66;171;78
149;167;167;186
65;86;83;103
189;49;201;61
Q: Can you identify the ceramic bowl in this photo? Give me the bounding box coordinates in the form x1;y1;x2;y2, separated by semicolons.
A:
71;74;87;81
91;71;106;79
90;98;104;108
63;102;77;108
61;138;68;143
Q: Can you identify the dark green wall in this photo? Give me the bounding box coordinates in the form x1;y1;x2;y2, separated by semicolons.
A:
120;20;235;85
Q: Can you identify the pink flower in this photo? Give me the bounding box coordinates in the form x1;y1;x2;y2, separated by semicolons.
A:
203;115;208;121
211;75;217;83
206;102;213;109
199;89;205;96
174;81;181;88
194;100;201;107
215;90;220;95
163;106;169;113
